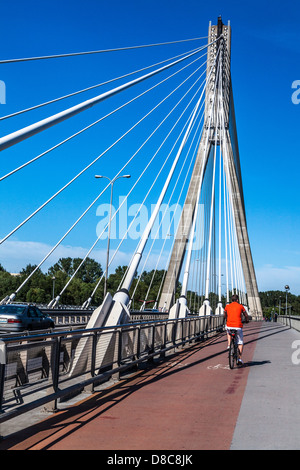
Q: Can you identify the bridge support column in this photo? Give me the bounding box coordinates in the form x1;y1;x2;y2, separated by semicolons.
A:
160;17;263;320
69;292;130;377
168;296;190;319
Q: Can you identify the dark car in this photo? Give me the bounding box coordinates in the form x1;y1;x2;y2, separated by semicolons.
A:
0;304;55;333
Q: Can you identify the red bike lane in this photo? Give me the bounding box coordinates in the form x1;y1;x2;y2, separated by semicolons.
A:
0;322;261;451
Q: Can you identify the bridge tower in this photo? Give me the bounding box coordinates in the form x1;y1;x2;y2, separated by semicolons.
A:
158;17;262;319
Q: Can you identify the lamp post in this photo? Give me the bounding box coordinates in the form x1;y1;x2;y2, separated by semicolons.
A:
52;276;56;299
95;174;131;298
279;296;281;315
167;233;178;306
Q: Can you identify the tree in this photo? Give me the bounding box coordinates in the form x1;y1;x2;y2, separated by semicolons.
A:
1;255;300;314
259;290;300;316
26;287;47;303
72;257;103;283
15;264;48;302
0;271;19;301
48;258;74;277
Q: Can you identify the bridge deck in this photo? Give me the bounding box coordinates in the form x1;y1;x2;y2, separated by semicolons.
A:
0;321;299;451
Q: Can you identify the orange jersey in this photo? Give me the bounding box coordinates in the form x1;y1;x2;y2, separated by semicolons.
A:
225;302;245;328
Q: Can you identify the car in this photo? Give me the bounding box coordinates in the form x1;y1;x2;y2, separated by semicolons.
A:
0;304;55;333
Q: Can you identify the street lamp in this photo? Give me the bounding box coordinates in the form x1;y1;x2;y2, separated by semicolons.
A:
52;276;56;299
279;296;281;315
95;174;131;298
167;233;178;305
285;285;290;316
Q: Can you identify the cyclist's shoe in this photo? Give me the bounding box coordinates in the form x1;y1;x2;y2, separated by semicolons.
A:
237;358;244;366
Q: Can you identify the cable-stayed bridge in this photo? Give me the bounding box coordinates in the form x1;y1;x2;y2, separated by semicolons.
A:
0;16;262;326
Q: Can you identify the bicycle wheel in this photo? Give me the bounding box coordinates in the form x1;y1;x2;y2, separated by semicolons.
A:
234;343;240;367
228;338;235;369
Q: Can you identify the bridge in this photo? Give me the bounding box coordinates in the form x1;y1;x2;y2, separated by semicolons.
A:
0;17;297;450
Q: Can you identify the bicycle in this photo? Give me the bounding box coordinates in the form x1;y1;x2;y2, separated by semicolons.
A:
228;329;240;369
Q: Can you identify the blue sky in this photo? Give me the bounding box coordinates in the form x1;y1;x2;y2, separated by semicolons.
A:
0;0;299;295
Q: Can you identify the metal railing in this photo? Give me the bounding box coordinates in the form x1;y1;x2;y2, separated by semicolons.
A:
0;314;224;425
277;315;300;332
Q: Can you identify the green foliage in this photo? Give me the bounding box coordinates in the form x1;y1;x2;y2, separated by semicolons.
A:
259;290;300;316
48;257;103;283
0;259;167;308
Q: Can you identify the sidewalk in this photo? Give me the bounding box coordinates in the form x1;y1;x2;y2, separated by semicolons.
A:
231;322;300;450
0;321;299;450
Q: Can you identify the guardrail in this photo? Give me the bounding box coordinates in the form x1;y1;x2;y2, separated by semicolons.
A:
277;315;300;332
0;314;224;427
41;308;168;325
48;312;169;325
39;307;92;325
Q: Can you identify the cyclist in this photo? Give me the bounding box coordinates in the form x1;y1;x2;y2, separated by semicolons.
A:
224;294;249;365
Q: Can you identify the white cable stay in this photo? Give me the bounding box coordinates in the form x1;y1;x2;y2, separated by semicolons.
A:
221;117;233;302
162;53;220;310
84;80;208;309
217;105;223;303
0;37;208;64
161;108;208;304
52;81;206;308
0;45;202;122
223;152;230;303
218;73;230;304
136;108;205;309
104;81;207;300
173;74;232;314
219;106;245;301
203;62;222;301
187;143;212;310
83;112;199;308
0;51;207;182
178;54;221;306
81;73;210;309
217;52;247;303
188;198;205;311
221;128;239;296
113;57;219;308
132;107;205;308
52;100;198;307
125;49;220;303
3;70;206;305
1;33;248;311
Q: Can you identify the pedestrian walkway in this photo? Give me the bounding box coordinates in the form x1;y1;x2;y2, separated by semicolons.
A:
231;321;300;450
0;321;299;450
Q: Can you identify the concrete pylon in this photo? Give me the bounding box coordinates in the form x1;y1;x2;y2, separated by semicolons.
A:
159;17;262;319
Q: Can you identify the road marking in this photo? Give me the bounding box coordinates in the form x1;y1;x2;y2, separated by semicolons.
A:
207;363;230;370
